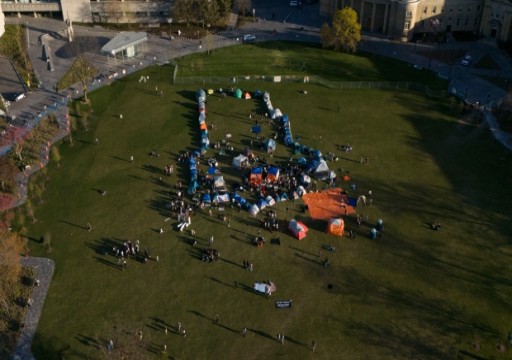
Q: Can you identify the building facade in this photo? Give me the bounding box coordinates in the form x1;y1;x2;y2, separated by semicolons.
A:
0;0;172;24
0;4;4;38
320;0;512;42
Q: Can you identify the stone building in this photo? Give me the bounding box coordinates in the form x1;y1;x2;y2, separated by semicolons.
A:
320;0;512;42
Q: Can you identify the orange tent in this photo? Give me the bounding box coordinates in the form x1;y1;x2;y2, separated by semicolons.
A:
327;218;344;237
199;122;208;131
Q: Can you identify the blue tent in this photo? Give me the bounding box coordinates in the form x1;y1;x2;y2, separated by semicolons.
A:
201;193;211;203
348;197;357;207
208;166;216;175
313;150;322;160
251;167;263;175
257;199;268;210
298;157;307;166
251;125;262;134
188;180;198;195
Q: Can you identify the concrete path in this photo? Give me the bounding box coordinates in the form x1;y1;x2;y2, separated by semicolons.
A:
11;257;55;360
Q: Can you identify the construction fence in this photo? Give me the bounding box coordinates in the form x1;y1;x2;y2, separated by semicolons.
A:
173;73;447;98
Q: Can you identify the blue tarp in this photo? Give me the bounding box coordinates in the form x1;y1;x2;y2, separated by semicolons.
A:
202;193;211;203
252;125;262;134
348;197;357;207
251;167;263;175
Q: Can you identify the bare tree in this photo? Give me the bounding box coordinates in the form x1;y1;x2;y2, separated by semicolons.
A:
69;55;97;103
235;0;252;18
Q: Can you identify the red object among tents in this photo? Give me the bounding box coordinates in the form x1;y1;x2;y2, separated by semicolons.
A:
289;219;308;240
244;92;251;99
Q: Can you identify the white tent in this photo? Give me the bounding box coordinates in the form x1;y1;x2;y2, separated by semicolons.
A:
213;175;226;190
314;160;330;180
232;154;248;169
249;204;260;216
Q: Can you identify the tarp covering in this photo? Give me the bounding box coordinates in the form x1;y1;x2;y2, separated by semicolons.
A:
289;219;308;240
302;188;355;220
254;281;276;295
327;218;345;237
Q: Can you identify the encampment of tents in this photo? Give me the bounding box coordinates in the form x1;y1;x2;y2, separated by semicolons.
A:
232;154;248;168
289;219;308;240
327;218;344;237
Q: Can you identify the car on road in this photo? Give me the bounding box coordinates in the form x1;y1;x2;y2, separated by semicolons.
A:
461;55;472;66
243;34;256;42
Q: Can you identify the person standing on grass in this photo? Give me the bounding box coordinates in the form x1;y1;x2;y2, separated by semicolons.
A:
130;155;134;163
215;314;219;324
87;223;92;231
242;327;247;337
312;340;317;352
209;236;214;246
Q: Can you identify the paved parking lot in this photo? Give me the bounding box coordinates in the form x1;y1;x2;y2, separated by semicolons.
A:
0;55;26;103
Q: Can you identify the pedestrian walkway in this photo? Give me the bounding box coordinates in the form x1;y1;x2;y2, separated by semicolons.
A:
11;257;55;360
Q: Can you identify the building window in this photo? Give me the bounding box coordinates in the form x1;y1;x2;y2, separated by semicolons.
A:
459;7;462;12
474;17;479;26
465;17;469;26
423;7;427;14
468;7;471;12
406;11;412;17
421;20;425;27
404;21;410;30
448;17;452;22
456;18;461;26
432;6;437;14
477;5;481;11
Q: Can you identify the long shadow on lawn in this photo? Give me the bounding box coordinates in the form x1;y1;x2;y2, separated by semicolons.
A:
59;219;88;230
75;334;100;350
289;246;318;258
110;155;131;163
249;328;277;342
294;253;322;266
93;256;120;270
207;276;236;289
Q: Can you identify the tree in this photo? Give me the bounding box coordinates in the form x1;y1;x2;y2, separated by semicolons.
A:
0;231;26;317
172;0;194;27
69;55;97;103
321;7;361;53
0;157;19;195
235;0;252;18
51;146;61;167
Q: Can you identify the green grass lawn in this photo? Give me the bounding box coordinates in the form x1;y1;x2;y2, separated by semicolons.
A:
177;42;447;90
25;53;512;359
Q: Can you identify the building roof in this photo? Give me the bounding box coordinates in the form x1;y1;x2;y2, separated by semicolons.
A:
101;31;148;55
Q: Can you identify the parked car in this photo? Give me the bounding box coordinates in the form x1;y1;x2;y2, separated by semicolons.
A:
461;55;472;66
243;34;256;42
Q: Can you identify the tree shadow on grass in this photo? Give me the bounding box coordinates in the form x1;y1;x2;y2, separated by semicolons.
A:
32;333;90;360
294;253;322;266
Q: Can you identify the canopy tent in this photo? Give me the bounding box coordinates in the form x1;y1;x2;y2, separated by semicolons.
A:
289;219;308;240
213;175;226;190
249;166;263;185
244;92;251;99
271;108;283;120
314;159;330;180
265;195;276;206
327;218;345;237
234;88;243;99
267;166;280;183
265;139;276;152
232;154;248;169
